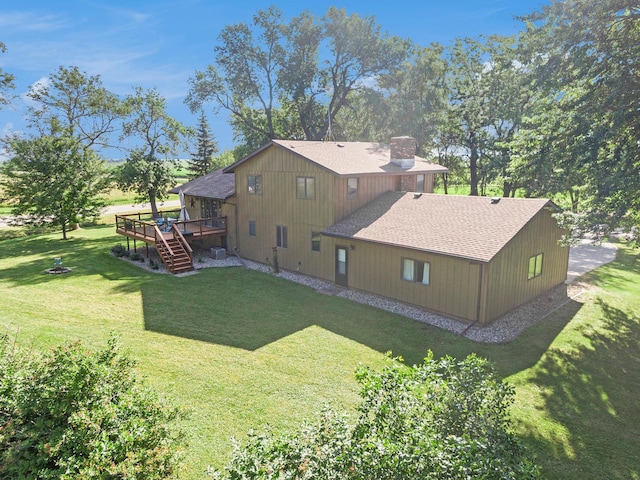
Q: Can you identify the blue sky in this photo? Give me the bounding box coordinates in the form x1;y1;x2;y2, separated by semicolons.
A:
0;0;547;158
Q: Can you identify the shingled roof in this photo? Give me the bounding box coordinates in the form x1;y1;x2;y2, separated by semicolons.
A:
224;139;448;176
169;168;235;199
323;192;552;262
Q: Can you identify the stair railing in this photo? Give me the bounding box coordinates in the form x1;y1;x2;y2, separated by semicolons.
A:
153;225;175;272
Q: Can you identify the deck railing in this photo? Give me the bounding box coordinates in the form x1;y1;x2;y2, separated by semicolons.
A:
115;211;227;243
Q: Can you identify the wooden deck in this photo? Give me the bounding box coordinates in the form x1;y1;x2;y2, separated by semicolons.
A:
114;211;227;274
115;212;227;244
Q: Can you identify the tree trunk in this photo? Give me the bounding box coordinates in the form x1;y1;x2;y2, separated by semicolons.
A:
503;180;512;198
149;191;158;217
469;133;479;197
442;173;449;195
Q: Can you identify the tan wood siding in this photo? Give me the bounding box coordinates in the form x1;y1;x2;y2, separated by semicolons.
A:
234;147;336;272
480;208;569;323
322;237;480;322
333;176;397;221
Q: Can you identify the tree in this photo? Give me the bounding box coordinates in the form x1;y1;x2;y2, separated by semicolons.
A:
209;354;539;479
374;43;449;155
0;41;15;108
0;335;185;478
25;65;127;150
445;37;491;196
186;7;407;148
515;0;640;238
0;135;111;240
187;111;219;180
118;87;192;216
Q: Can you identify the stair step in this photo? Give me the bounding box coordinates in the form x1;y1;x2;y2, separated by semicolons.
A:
155;236;193;274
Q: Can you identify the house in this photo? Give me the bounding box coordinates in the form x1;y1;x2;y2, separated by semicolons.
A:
160;136;569;325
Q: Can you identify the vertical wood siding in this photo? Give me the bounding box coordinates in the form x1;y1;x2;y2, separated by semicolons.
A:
480;208;570;323
234;147;335;272
322;237;481;322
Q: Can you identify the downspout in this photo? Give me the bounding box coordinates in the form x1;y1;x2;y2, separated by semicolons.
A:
224;199;239;252
460;262;484;337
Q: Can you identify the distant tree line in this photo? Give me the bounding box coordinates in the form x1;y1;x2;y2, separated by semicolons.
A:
1;0;638;240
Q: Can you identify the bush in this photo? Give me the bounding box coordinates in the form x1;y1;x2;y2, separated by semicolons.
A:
209;353;539;479
111;243;126;257
0;335;186;479
130;252;143;261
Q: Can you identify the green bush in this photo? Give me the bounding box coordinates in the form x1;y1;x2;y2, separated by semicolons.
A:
111;243;126;257
209;353;539;479
0;335;186;479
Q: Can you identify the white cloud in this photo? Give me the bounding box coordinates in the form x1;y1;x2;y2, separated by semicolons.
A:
0;11;69;33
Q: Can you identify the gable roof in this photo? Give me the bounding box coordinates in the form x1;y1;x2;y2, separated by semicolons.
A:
169;168;235;200
224;139;448;176
322;192;552;262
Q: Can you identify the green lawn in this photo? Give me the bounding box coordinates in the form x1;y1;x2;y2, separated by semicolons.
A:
0;226;638;479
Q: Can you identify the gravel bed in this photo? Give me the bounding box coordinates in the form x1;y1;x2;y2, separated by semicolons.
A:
116;249;585;344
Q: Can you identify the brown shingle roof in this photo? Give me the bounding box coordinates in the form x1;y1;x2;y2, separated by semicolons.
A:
169;168;235;199
224;140;448;176
323;192;552;262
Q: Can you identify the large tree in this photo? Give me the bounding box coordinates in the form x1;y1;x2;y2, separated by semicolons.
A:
0;41;15;108
186;6;407;149
515;0;640;238
0;135;111;239
118;87;191;216
187;111;219;180
26;65;126;150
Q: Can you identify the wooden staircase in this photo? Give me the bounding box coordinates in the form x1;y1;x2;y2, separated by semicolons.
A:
156;236;193;274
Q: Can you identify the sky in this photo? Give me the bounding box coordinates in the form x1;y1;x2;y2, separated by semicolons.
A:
0;0;549;159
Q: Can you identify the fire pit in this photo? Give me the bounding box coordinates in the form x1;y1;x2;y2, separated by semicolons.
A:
45;257;72;274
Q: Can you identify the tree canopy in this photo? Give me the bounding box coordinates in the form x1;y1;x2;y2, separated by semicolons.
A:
186;6;408;150
0;135;111;239
25;66;127;150
0;41;15;108
118;87;192;216
0;335;185;478
209;354;539;479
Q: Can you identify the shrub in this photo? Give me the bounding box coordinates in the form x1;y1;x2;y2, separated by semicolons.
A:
0;335;186;479
111;243;126;257
209;353;539;479
130;252;142;261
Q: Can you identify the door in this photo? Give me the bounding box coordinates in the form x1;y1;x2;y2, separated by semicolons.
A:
335;245;348;287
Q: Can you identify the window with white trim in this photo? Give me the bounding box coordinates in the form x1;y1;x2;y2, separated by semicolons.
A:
402;258;430;285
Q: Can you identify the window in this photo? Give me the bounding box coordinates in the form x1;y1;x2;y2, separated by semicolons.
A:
416;174;425;193
528;253;543;279
276;225;288;248
311;231;321;252
248;174;262;195
249;220;256;237
402;258;430;285
296;176;315;199
347;177;358;199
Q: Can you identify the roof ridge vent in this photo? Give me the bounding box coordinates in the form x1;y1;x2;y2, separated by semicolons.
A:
490;197;501;204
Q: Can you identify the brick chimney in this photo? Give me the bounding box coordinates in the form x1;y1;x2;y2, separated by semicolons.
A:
390;136;416;169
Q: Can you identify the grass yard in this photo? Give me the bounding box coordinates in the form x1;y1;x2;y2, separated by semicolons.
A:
0;225;638;479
